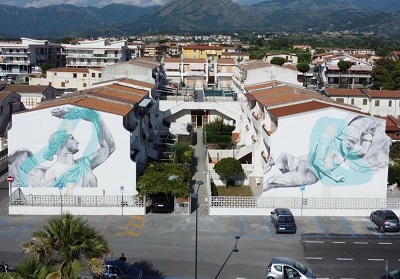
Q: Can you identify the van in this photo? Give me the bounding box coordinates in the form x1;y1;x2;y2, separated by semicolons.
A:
270;208;297;234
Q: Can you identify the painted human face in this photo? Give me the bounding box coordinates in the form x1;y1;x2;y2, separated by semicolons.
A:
65;135;79;154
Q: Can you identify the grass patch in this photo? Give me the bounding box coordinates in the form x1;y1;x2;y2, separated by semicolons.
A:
216;185;253;196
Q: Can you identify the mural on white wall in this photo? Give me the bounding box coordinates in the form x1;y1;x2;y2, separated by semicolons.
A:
263;114;390;192
8;107;116;188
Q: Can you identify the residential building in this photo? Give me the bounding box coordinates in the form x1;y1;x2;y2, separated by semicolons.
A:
388;51;400;61
29;67;102;90
316;53;373;88
221;52;249;61
0;37;64;80
62;38;128;68
143;44;169;58
264;53;299;64
1;84;56;109
182;45;223;61
323;88;400;117
126;42;145;60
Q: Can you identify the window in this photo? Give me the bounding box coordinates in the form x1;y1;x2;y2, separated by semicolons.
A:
375;100;380;107
92;73;95;77
83;83;87;87
83;74;87;77
363;99;367;105
336;98;344;103
73;73;77;78
98;73;102;78
351;98;354;105
389;100;392;107
54;72;57;76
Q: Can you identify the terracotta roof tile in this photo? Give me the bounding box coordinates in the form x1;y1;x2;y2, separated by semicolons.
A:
5;85;49;93
325;88;366;97
119;79;154;89
163;58;181;63
366;90;400;99
245;82;283;92
268;100;359;118
183;45;222;50
217;58;235;64
48;68;89;73
184;58;206;63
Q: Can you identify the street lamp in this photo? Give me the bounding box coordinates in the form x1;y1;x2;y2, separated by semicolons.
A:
194;179;203;279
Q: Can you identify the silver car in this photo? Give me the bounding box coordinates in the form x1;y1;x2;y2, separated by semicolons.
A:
266;257;315;279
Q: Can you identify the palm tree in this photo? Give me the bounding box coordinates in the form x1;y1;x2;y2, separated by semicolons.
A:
20;213;111;279
14;256;55;279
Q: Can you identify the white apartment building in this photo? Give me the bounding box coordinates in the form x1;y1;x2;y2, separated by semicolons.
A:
29;67;102;90
0;38;64;80
324;88;400;117
62;39;129;68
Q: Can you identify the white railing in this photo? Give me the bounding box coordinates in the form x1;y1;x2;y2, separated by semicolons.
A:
10;195;145;207
210;196;400;209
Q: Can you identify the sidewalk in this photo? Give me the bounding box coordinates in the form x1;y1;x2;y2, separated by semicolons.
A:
192;127;209;215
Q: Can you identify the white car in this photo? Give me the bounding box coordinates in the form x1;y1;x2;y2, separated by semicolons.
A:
266;257;315;279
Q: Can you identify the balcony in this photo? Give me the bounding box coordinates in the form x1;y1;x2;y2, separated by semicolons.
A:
183;71;206;76
261;124;271;147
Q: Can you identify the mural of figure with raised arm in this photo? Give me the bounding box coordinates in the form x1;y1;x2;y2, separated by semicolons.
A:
43;107;116;188
9;107;116;188
263;115;390;192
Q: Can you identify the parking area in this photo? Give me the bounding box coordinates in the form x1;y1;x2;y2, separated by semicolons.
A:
1;214;400;240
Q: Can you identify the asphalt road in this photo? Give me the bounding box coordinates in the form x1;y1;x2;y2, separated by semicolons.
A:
1;179;399;279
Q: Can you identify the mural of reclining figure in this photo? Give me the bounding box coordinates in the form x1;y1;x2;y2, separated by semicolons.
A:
9;107;116;188
263;115;390;192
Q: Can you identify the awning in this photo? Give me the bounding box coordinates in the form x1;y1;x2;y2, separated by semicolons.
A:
169;122;190;135
235;145;252;160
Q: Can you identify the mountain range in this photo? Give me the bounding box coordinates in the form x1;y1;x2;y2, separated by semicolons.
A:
0;0;400;40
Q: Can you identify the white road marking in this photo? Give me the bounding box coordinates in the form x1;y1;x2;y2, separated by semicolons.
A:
305;257;323;260
368;258;384;261
378;242;392;245
354;241;368;244
305;240;324;243
337;258;353;261
333;241;346;244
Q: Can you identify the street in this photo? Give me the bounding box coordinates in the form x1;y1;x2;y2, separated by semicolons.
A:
1;178;399;279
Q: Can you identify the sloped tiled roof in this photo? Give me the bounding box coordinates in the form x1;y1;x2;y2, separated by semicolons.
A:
22;79;150;116
365;90;400;99
385;115;400;132
47;68;89;73
216;58;235;64
163;58;181;63
246;83;359;117
268;100;359;118
0;91;13;102
324;88;366;97
183;58;206;63
245;81;283;92
183;45;222;50
5;85;48;93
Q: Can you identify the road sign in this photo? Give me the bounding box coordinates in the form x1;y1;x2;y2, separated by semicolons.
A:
58;183;64;190
120;186;125;192
7;176;14;182
300;185;305;191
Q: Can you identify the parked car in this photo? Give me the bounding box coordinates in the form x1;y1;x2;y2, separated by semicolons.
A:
370;209;400;233
270;208;297;234
266;257;315;279
102;259;143;279
150;193;173;213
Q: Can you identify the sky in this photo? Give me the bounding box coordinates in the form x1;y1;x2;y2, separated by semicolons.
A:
0;0;265;8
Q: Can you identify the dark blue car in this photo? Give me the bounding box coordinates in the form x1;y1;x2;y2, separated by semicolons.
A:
103;259;143;279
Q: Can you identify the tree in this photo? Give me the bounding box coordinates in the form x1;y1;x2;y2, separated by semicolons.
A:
20;213;110;279
203;118;234;149
14;256;55;279
172;142;192;165
270;57;286;66
337;60;352;87
371;58;399;90
137;163;191;198
40;63;53;77
296;63;310;83
214;157;243;189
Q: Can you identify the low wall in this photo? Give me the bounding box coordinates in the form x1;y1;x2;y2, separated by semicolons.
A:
9;206;146;216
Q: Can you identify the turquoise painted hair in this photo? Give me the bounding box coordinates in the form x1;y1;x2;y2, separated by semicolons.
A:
43;130;70;161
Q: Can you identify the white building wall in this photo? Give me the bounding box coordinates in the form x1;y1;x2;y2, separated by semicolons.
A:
101;63;154;83
8;105;137;197
244;66;302;86
260;108;390;199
